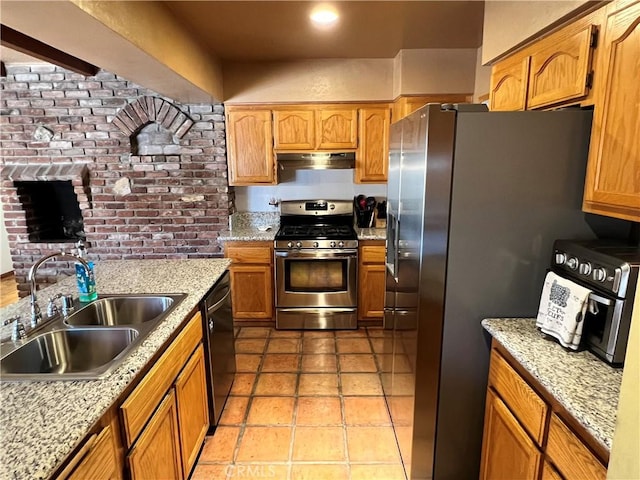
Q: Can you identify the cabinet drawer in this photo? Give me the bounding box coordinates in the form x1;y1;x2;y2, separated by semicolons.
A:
58;425;120;480
546;413;606;480
488;349;548;445
225;244;272;264
360;245;385;264
121;313;203;447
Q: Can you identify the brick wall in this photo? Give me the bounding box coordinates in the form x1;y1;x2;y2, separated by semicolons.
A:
0;64;234;295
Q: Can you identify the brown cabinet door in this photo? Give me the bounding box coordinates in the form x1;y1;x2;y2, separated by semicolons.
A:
490;56;531;111
358;244;386;320
546;414;607;480
273;110;315;149
480;389;542;480
583;1;640;222
316;108;358;149
175;344;209;479
128;391;183;480
226;110;275;185
61;425;121;480
229;264;273;319
527;24;597;109
356;107;390;183
541;460;564;480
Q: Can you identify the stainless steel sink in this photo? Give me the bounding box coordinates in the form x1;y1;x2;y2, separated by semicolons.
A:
0;293;187;381
0;328;138;380
64;294;184;327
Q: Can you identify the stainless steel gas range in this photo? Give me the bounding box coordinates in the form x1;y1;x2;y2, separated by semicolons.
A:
274;200;358;329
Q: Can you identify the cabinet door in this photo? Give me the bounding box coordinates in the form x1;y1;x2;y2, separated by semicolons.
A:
175;344;209;479
527;24;597;109
316;108;358;149
273;110;315;149
356;107;390;183
546;413;607;480
479;389;542;480
226;110;275;185
583;1;640;222
358;262;386;319
541;461;563;480
229;264;273;319
128;391;183;480
59;425;121;480
490;56;530;111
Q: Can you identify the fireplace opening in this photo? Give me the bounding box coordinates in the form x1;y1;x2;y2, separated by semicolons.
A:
15;180;86;242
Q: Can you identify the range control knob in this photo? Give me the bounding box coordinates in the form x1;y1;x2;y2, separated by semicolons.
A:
566;257;579;270
579;262;592;275
593;267;607;282
287;241;294;249
329;241;337;248
313;241;319;248
329;203;335;210
296;241;303;249
338;241;345;248
554;253;567;265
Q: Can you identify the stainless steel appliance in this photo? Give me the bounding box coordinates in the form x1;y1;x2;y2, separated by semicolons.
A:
550;239;639;365
201;270;236;429
384;104;631;480
274;200;358;329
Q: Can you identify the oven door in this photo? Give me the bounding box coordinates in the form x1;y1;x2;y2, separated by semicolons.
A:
275;249;357;308
582;290;629;365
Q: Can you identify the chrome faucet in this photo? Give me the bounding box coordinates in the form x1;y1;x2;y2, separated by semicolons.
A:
28;252;91;328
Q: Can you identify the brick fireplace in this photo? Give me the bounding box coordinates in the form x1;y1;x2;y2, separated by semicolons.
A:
0;64;234;296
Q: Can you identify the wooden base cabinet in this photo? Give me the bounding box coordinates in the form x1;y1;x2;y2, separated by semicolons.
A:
225;242;274;322
480;389;542;480
123;312;209;480
480;343;607;480
358;241;386;321
175;344;209;479
128;391;183;480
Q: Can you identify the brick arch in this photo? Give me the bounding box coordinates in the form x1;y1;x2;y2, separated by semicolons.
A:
111;96;194;139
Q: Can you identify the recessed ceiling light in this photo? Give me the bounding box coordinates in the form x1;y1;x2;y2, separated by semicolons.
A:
310;5;339;28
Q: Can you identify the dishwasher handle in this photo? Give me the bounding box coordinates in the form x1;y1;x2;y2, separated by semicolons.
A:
206;285;231;317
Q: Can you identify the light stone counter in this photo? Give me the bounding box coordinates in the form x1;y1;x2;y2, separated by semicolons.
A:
0;259;231;480
482;318;623;452
218;211;278;242
356;227;386;241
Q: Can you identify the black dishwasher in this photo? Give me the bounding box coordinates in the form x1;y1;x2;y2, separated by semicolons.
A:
201;270;236;430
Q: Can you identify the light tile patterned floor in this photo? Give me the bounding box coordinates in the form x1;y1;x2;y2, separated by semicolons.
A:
193;327;406;480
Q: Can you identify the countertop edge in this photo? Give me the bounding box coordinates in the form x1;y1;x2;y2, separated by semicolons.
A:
481;317;622;454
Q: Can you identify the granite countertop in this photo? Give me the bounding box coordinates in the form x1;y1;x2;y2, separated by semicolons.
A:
482;318;623;452
218;211;278;242
356;227;386;241
0;259;231;480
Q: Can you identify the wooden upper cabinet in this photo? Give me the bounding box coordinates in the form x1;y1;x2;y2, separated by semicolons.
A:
356;107;390;183
226;109;275;185
527;23;598;109
316;108;358;149
583;0;640;222
273;110;315;149
490;55;531;111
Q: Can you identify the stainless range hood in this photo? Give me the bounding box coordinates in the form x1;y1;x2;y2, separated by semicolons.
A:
277;152;355;170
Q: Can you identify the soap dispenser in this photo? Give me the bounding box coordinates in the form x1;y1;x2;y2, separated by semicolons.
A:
75;240;97;302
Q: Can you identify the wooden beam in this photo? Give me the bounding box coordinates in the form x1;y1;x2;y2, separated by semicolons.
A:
0;25;99;76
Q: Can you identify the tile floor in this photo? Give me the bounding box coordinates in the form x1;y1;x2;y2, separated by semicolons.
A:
192;327;407;480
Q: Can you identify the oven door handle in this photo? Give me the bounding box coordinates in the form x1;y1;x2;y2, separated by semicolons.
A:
589;292;613;307
275;250;357;259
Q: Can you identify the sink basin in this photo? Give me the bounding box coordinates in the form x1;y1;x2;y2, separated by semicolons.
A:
64;294;185;327
0;293;187;381
0;328;138;380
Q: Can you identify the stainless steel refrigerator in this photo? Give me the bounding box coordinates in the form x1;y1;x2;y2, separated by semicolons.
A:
383;104;601;480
